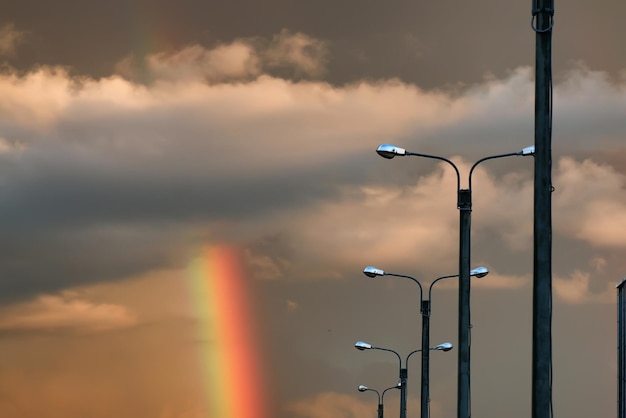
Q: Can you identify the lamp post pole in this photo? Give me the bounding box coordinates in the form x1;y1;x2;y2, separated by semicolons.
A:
375;143;534;418
359;384;400;418
363;266;487;418
356;340;454;418
400;366;408;418
457;186;472;418
421;298;431;418
532;2;554;418
356;344;407;418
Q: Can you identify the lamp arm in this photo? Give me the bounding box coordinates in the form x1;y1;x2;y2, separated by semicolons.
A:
405;348;423;369
372;346;403;369
428;274;459;301
406;152;461;192
385;273;424;307
469;152;521;190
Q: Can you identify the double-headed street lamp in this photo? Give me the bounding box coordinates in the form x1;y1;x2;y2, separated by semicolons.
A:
363;266;489;418
358;383;400;418
375;143;534;418
355;340;453;418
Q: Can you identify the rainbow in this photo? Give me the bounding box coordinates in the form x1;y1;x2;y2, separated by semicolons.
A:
188;245;267;418
128;3;178;57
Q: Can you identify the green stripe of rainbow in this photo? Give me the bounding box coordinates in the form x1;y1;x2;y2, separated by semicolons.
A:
188;245;267;418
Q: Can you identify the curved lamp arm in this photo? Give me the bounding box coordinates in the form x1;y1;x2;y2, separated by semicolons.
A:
382;383;401;401
358;385;381;404
427;267;489;300
376;144;461;192
355;341;403;369
363;267;424;306
377;143;534;194
405;342;454;369
365;266;488;303
427;274;459;301
469;146;535;190
405;348;423;370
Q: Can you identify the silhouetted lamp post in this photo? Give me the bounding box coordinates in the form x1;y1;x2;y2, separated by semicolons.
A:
358;383;400;418
375;143;534;418
355;341;453;418
362;266;488;418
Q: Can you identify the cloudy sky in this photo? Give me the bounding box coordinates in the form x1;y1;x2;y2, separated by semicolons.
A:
1;1;625;417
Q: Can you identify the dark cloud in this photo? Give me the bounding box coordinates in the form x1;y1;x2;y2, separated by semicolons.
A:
3;1;626;88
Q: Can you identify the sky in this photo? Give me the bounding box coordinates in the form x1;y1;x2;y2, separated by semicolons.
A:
0;1;625;417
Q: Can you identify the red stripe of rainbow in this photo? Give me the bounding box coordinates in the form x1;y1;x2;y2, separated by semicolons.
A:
188;245;267;418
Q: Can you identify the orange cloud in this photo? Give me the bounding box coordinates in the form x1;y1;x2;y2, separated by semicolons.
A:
554;157;626;248
141;42;261;82
0;272;206;418
554;270;614;304
263;29;328;77
285;392;374;418
0;292;138;334
0;23;25;56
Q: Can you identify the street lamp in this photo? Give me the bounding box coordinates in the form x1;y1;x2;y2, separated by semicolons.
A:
355;341;453;418
358;383;401;418
375;143;534;418
362;266;488;418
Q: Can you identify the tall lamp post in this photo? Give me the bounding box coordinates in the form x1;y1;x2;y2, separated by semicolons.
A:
358;383;400;418
362;266;489;418
375;143;534;418
355;340;453;418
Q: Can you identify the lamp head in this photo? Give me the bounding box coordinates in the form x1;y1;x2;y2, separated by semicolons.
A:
358;385;368;392
470;266;489;278
521;145;535;156
355;341;372;351
363;266;385;278
376;144;407;159
434;342;454;352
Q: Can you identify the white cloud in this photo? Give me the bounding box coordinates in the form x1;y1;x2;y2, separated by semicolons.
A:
553;157;626;248
554;270;614;304
471;271;530;290
115;30;328;83
244;248;287;280
254;158;534;280
286;392;431;418
141;42;261;82
0;136;25;154
0;66;75;127
286;299;299;312
264;29;329;77
0;36;626;304
0;292;138;334
285;392;373;418
590;256;607;273
0;24;25;56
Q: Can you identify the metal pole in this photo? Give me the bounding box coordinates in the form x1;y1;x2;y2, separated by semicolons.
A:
400;368;408;418
618;278;626;418
382;384;399;418
532;1;553;418
457;188;472;418
375;145;530;418
421;300;431;418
